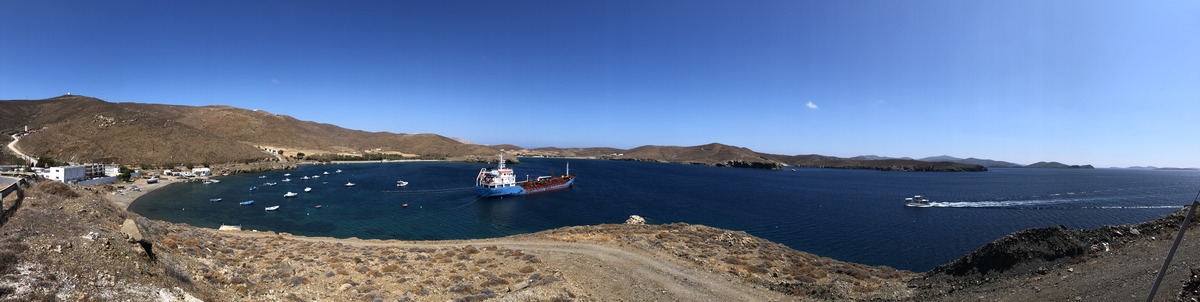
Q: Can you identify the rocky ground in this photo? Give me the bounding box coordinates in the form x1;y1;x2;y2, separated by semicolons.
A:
3;179;1200;301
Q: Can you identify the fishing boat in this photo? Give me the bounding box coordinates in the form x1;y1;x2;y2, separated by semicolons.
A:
249;186;258;191
905;195;932;208
265;206;280;211
209;179;220;183
304;187;312;192
396;180;409;187
323;171;330;175
402;203;408;208
313;175;321;179
301;176;310;180
284;192;298;198
475;152;575;197
239;200;254;205
284;173;291;177
282;178;291;182
344;182;356;187
314;205;322;208
208;198;222;202
335;169;343;173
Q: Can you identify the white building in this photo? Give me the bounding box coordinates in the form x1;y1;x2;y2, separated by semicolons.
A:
37;164;105;183
104;166;121;177
192;167;212;176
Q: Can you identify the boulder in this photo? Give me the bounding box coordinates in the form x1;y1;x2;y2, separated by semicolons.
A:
625;215;646;225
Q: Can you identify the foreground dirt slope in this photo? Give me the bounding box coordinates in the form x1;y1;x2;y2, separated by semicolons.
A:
0;181;912;301
913;206;1200;301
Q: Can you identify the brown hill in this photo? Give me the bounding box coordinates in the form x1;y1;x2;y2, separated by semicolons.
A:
0;96;510;166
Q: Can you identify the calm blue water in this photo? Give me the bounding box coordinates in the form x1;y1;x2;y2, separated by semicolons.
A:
129;159;1200;272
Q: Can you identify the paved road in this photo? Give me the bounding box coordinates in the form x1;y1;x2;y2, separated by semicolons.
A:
6;134;35;165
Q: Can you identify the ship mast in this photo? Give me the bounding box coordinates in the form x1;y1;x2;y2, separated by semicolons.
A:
498;149;505;170
566;162;570;176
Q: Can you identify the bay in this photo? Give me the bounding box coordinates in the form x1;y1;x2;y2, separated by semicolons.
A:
129;158;1200;272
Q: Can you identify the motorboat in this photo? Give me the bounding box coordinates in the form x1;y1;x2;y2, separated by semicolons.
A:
323;171;330;175
265;206;280;211
301;176;310;180
239;200;254;205
208;198;222;202
905;195;933;208
396;180;409;187
344;182;355;187
335;169;343;173
304;187;312;193
284;192;298;198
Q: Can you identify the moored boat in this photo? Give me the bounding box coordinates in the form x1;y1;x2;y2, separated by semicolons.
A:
475;152;575;197
284;173;291;177
301;176;310;180
396;180;408;187
265;205;280;211
239;200;254;205
304;187;312;192
282;178;291;182
208;198;222;202
323;171;330;175
336;169;342;173
249;186;258;191
344;182;355;187
284;192;298;198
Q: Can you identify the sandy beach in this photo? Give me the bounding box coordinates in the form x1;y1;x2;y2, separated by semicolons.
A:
105;177;184;210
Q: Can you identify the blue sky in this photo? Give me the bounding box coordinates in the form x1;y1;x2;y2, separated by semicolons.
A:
2;1;1198;168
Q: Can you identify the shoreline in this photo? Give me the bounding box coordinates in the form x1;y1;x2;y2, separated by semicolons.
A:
104;177;185;210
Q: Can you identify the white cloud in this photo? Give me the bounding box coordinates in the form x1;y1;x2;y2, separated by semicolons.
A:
805;101;819;109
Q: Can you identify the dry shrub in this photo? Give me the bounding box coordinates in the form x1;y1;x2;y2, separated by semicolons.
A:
656;232;672;239
35;181;78;198
519;266;534;274
381;264;399;273
161;238;178;250
852;282;881;293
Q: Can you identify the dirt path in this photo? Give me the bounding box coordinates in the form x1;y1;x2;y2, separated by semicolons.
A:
224;231;795;301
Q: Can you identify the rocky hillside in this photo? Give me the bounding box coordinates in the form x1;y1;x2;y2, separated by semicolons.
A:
0;96;508;166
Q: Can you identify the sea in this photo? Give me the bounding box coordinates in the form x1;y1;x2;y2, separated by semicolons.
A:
128;158;1200;272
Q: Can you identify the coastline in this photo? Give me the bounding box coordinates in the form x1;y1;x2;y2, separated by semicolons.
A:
105;177;184;210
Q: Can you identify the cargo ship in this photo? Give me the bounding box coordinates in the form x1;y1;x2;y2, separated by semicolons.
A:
476;152;575;197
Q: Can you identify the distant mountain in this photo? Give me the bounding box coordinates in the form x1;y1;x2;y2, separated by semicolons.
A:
1026;161;1095;169
0;95;988;172
851;155;914;161
917;155;1024;168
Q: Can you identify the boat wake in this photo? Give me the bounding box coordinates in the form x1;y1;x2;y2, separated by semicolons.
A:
921;199;1183;210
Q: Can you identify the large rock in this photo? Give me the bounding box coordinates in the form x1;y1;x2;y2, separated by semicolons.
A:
120;219;143;242
625;215;646;225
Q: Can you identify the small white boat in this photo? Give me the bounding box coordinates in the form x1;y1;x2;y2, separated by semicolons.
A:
344;182;355;187
265;206;280;211
335;169;343;173
323;171;330;175
208;179;221;183
304;187;312;193
284;173;291;177
258;175;267;179
313;175;321;179
282;178;291;182
265;182;278;186
208;198;222;202
301;176;310;180
396;180;409;187
905;195;933;208
284;192;298;198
